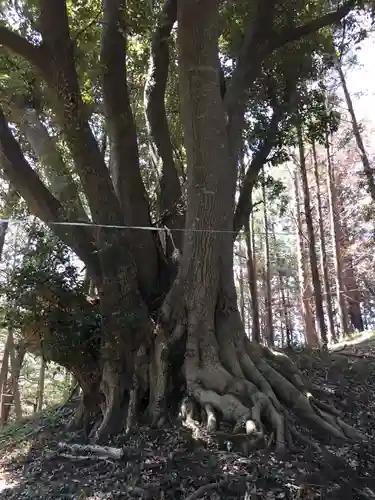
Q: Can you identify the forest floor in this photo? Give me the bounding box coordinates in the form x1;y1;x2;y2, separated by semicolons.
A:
1;335;375;500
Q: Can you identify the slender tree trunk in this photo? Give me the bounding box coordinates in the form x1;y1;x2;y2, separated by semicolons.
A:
325;130;349;338
0;333;25;425
285;286;294;346
312;141;336;343
293;169;318;346
238;243;246;323
297;122;326;344
271;225;292;347
7;326;22;420
262;176;274;345
341;255;364;331
245;209;260;343
36;358;46;412
0;331;11;426
335;56;375;202
333;179;364;332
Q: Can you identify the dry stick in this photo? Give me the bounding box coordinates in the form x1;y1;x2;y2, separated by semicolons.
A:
57;453;114;466
57;442;124;460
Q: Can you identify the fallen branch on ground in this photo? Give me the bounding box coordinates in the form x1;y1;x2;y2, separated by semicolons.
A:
57;441;124;460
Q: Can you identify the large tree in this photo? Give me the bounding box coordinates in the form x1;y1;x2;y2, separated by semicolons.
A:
0;0;366;448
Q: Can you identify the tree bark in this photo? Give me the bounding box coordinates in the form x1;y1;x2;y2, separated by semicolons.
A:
297;121;326;345
293;169;318;346
0;330;11;426
261;176;274;346
36;358;46;412
271;225;293;347
244;211;260;343
312;141;336;343
0;335;25;426
325;129;349;338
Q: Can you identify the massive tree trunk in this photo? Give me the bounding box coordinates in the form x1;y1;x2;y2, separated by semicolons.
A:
146;0;363;450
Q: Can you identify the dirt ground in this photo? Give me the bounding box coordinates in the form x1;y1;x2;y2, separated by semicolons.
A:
1;337;375;500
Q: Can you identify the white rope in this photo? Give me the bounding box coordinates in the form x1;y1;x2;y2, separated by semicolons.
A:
0;217;296;236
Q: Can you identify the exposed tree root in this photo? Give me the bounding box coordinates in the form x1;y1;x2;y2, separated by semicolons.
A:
146;304;367;454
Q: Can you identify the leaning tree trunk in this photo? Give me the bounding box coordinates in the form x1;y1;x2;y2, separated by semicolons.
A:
146;0;364;451
334;55;375;203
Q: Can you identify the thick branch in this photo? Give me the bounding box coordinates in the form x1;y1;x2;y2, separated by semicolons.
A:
233;108;283;236
100;0;152;229
0;25;47;70
224;0;278;165
277;0;356;46
144;0;182;225
10;103;88;221
98;0;162;294
225;0;356;174
38;0;124;226
0;108;100;276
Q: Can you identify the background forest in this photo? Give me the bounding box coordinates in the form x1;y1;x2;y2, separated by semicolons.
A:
0;0;374;452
